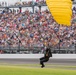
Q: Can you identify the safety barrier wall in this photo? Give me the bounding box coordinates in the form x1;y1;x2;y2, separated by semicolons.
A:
0;54;76;59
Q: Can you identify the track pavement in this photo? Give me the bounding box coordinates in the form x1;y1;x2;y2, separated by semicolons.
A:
0;59;76;66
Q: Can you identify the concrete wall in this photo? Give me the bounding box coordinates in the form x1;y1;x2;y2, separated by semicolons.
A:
0;54;76;59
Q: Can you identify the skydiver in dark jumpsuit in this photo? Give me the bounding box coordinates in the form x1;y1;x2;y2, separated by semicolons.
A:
40;47;52;68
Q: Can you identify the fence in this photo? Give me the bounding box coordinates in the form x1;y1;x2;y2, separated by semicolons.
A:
0;43;76;54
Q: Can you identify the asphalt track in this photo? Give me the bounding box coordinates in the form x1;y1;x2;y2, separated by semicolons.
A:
0;59;76;66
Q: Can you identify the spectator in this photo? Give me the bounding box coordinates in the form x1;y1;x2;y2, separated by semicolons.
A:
0;1;76;51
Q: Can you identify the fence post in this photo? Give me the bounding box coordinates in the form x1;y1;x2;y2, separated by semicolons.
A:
75;43;76;54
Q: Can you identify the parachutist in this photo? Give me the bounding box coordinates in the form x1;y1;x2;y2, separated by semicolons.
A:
40;47;52;68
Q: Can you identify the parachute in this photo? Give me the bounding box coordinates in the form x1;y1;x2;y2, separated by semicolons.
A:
46;0;72;26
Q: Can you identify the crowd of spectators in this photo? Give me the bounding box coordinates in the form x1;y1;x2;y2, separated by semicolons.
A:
0;0;46;7
0;1;76;50
15;0;46;6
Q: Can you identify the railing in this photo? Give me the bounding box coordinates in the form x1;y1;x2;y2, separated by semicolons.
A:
0;44;76;54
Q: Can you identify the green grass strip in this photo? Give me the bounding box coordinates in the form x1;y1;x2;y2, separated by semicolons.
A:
0;65;76;75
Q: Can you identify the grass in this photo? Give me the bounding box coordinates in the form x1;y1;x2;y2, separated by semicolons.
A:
0;65;76;75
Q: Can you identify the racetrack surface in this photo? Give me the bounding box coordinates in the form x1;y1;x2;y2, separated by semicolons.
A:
0;59;76;66
0;58;76;70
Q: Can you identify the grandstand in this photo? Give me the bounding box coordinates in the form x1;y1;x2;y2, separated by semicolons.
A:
0;0;76;54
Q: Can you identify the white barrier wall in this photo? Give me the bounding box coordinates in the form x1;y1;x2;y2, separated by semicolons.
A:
0;54;76;59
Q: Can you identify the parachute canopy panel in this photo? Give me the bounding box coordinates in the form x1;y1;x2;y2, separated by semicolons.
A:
46;0;72;26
